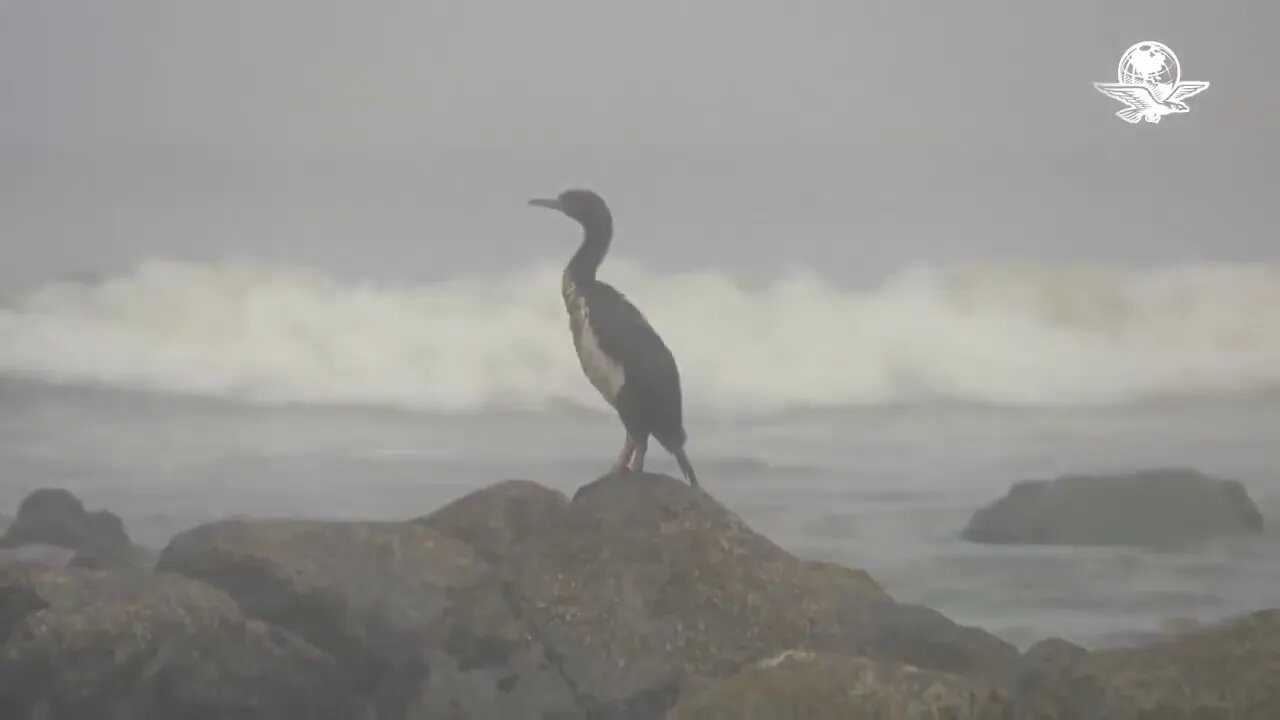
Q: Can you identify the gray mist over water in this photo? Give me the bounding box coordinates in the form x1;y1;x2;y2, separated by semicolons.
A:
2;1;1278;287
2;0;1280;650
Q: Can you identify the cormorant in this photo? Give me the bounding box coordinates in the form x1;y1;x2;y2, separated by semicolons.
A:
529;189;699;487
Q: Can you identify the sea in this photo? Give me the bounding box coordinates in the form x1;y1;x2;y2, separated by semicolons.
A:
2;256;1279;651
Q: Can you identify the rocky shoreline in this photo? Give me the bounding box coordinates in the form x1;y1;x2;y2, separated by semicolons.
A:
1;472;1276;719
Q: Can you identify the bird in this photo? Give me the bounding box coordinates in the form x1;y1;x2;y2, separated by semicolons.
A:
528;189;699;487
1093;81;1209;124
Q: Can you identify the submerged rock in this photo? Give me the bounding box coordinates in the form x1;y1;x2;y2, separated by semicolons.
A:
157;518;489;718
0;488;138;568
413;479;569;562
963;467;1264;547
666;650;1014;720
0;564;352;720
1026;609;1280;718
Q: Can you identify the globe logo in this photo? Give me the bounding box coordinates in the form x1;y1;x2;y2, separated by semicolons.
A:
1118;42;1180;102
1093;41;1209;124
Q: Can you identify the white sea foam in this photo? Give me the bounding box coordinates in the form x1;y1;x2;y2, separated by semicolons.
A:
2;258;1278;414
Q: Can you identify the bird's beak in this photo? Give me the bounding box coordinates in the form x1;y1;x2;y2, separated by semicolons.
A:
528;197;562;211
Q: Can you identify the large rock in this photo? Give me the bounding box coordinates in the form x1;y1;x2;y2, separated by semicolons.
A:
1026;609;1280;718
157;519;489;717
422;473;1018;718
504;473;887;714
0;488;138;567
413;479;569;561
403;482;586;719
408;574;581;719
963;468;1265;547
0;564;353;720
129;474;1025;719
666;650;1014;720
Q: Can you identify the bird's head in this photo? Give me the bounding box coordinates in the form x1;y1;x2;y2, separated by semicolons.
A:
528;189;612;229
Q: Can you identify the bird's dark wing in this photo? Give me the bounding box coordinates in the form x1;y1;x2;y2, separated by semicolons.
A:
1166;82;1209;102
579;282;680;382
579;281;689;447
1093;84;1158;111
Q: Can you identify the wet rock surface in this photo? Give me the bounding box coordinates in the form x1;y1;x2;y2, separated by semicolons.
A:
0;564;353;720
963;467;1264;547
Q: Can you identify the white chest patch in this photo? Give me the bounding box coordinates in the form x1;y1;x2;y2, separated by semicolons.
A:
563;278;626;406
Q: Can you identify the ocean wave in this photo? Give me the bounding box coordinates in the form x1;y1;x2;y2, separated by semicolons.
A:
2;257;1278;414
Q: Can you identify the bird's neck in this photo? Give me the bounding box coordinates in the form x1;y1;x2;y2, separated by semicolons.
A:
565;220;612;283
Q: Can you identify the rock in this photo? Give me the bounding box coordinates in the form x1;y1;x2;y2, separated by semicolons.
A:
1027;609;1280;719
666;650;1014;720
963;468;1265;547
427;473;1018;718
157;518;489;718
842;597;1023;690
413;479;569;562
506;473;887;715
1011;637;1088;705
0;488;137;567
0;564;353;720
408;578;580;720
3;489;85;547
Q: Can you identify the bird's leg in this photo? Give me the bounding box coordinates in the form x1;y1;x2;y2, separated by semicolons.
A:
628;435;649;473
610;433;637;475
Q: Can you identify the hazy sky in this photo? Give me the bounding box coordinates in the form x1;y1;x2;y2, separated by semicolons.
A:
1;1;1277;286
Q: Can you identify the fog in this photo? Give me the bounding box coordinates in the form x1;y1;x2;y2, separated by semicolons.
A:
1;0;1277;287
3;6;1280;711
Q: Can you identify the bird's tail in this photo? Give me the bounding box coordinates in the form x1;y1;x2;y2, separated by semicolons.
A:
671;445;699;487
1115;107;1143;123
654;427;699;487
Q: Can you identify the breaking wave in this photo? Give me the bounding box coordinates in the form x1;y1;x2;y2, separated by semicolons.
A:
2;258;1278;414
